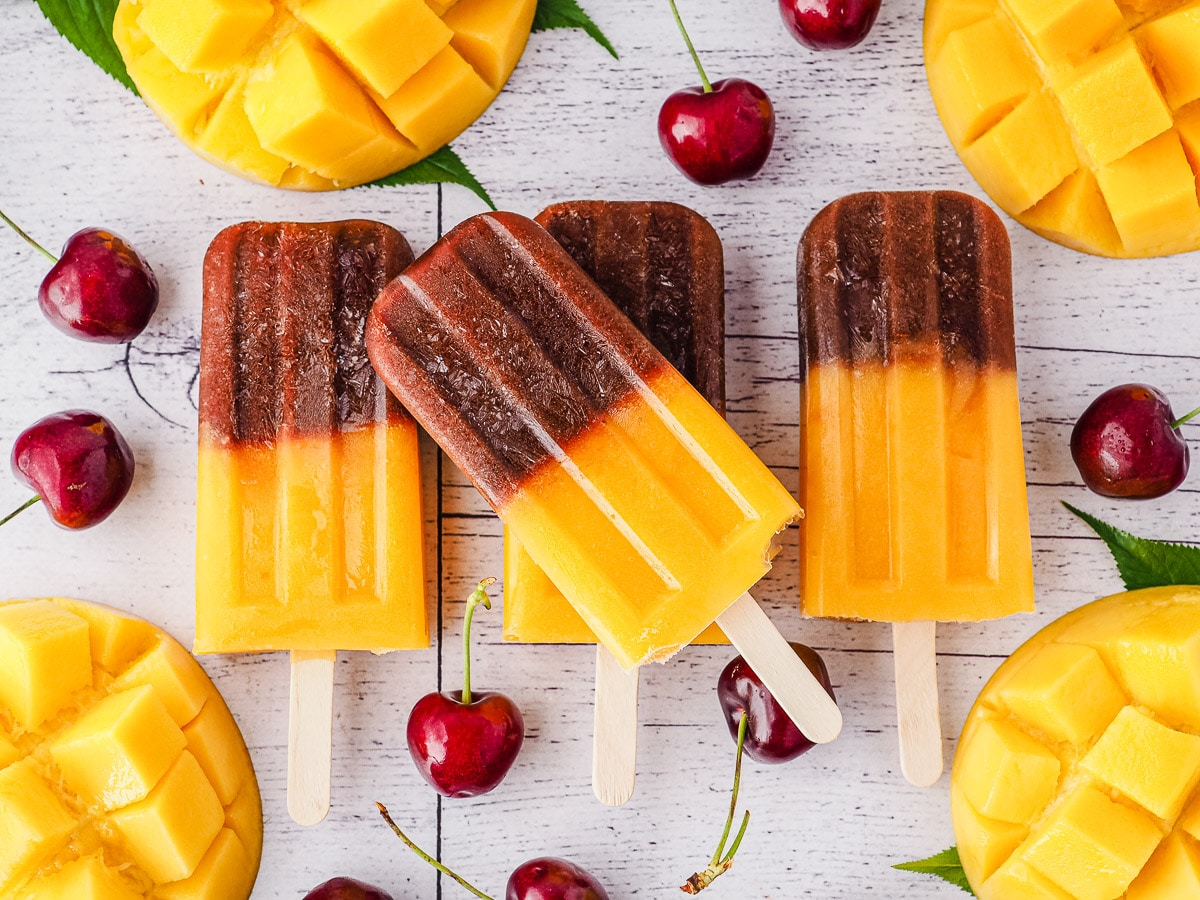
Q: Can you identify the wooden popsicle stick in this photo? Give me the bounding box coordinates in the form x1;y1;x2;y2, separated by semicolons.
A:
892;621;943;787
288;649;336;826
716;593;842;744
592;645;640;807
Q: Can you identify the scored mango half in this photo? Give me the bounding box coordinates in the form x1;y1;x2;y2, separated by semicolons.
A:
952;586;1200;900
112;0;537;189
0;598;261;899
925;0;1200;257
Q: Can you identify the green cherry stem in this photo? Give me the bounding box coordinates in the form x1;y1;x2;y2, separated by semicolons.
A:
0;209;57;264
1171;405;1200;430
0;496;41;528
461;577;495;705
681;711;752;893
377;803;496;900
666;0;713;93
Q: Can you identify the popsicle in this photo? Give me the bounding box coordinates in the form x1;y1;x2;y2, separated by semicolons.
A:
798;191;1034;786
504;200;727;805
196;220;427;824
367;211;842;749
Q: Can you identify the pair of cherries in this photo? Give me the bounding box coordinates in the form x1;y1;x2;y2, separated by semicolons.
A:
1;214;158;531
659;0;881;185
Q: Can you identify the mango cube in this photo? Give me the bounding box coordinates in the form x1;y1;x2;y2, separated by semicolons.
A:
960;93;1078;214
25;855;144;900
184;701;247;805
952;785;1029;883
925;0;993;55
0;600;92;730
1127;832;1200;900
444;0;537;89
55;599;156;676
1096;131;1200;254
375;47;494;151
110;637;211;726
1022;169;1123;257
1179;105;1200;172
1002;0;1123;61
124;48;226;139
996;642;1126;745
296;0;453;97
195;85;292;186
0;761;76;889
155;829;252;900
109;751;224;884
50;685;186;811
1138;2;1200;110
137;0;273;72
224;782;263;860
981;859;1074;900
956;719;1060;823
1080;706;1200;820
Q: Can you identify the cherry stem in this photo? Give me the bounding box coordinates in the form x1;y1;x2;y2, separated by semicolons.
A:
0;496;41;528
461;577;495;705
681;711;751;893
0;209;57;264
377;802;496;900
1172;405;1200;430
666;0;713;93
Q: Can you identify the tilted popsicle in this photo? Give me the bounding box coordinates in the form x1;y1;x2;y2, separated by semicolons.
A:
367;211;841;745
196;220;427;823
798;191;1034;784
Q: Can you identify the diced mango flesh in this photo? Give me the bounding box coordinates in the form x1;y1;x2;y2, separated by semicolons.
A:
925;0;1200;257
954;587;1200;899
0;598;260;898
113;0;537;189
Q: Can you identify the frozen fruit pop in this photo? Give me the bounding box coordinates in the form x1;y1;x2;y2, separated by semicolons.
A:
367;211;841;746
196;220;427;824
504;200;727;647
798;191;1034;785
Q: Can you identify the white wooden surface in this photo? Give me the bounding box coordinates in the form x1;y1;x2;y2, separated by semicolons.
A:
3;1;1200;896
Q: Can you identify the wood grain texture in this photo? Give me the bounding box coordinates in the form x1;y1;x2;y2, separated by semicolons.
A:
2;0;1199;896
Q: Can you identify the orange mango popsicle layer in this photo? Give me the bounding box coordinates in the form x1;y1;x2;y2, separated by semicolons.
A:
367;212;800;670
504;200;727;646
196;220;427;653
799;191;1034;623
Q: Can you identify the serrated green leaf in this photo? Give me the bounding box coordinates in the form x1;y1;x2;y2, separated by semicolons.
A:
365;146;496;209
1063;502;1200;589
36;0;138;95
533;0;618;58
894;847;976;895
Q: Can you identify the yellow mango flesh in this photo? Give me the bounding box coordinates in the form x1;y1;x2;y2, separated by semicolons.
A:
0;598;260;898
112;0;536;190
800;364;1033;623
953;586;1200;899
195;424;427;654
925;0;1200;257
502;368;800;670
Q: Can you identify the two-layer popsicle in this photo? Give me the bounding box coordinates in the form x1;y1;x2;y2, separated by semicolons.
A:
367;211;841;746
798;191;1034;784
196;220;427;823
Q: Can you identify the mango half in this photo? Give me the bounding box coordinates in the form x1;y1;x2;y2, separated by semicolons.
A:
113;0;536;189
0;598;261;899
925;0;1200;257
952;586;1200;899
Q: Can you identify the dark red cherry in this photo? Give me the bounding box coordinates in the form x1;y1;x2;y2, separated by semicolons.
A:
1070;384;1193;499
39;228;159;343
717;642;836;764
658;79;775;185
506;858;610;900
406;689;524;798
304;877;394;900
779;0;882;50
9;410;135;529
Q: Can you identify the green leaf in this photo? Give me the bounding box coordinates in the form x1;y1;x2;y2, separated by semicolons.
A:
365;146;495;209
36;0;138;94
1063;502;1200;589
894;847;976;895
533;0;619;58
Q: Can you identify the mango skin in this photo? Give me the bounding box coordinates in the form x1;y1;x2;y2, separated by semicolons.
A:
0;598;261;899
924;0;1200;258
953;586;1200;899
113;0;536;190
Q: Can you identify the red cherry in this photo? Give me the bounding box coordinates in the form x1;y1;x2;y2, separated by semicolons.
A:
717;642;836;764
506;858;611;900
304;877;394;900
8;410;135;529
658;79;775;185
1070;384;1193;499
779;0;882;50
